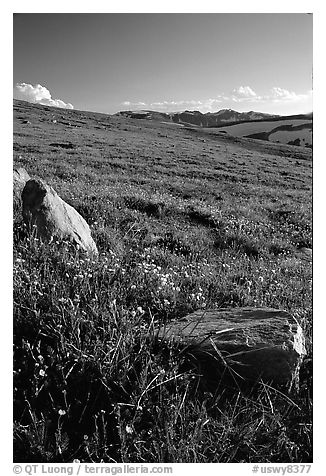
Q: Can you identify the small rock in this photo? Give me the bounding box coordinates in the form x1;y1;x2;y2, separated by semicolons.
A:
297;247;312;260
22;178;98;254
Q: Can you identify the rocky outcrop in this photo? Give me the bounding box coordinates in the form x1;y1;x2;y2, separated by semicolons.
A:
158;307;306;389
22;178;98;254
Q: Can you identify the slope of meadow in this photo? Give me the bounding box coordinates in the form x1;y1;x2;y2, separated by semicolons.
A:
215;119;312;147
13;100;312;463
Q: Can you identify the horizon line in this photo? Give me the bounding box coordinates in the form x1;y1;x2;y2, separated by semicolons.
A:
13;98;313;118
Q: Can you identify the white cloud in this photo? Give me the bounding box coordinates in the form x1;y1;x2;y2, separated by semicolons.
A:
120;87;312;114
121;100;147;108
270;87;312;103
233;86;257;98
14;83;74;109
271;87;298;99
230;86;312;108
121;98;224;112
151;100;204;108
230;86;262;103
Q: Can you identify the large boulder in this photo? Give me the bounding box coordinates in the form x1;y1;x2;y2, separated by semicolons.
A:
13;167;30;211
158;308;306;389
22;178;98;254
297;247;312;261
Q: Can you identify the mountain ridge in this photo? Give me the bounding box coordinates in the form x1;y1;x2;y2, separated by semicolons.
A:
116;108;312;128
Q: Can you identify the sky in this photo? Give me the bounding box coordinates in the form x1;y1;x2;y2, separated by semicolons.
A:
13;13;313;115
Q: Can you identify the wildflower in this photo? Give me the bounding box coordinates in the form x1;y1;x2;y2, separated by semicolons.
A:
58;409;66;416
125;425;133;434
39;369;46;377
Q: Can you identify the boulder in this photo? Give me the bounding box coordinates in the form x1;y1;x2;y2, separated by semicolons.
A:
13;167;31;211
158;308;306;389
22;178;98;254
297;247;312;261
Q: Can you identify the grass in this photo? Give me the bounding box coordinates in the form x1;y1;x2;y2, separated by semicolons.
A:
13;100;312;462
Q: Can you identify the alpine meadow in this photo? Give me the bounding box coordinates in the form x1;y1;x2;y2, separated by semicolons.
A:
13;98;312;463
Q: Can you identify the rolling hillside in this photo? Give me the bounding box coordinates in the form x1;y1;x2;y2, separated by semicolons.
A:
215;117;312;148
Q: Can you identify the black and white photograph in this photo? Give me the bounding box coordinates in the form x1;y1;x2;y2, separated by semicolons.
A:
11;6;313;469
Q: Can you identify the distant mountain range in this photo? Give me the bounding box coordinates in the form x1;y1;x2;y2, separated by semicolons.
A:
116;108;277;125
116;108;312;128
116;110;171;121
116;108;312;147
171;109;280;127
